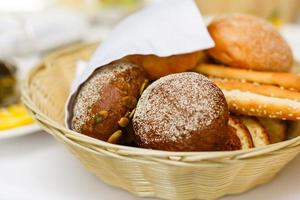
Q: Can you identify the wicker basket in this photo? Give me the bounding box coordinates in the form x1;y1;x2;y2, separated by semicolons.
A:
22;43;300;200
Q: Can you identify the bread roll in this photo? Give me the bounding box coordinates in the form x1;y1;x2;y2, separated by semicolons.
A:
133;72;231;151
124;51;206;80
70;62;147;143
207;14;293;72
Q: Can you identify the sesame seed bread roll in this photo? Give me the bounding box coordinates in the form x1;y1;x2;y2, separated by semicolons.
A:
207;14;293;72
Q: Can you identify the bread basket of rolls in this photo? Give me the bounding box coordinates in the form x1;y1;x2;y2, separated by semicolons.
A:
22;1;300;200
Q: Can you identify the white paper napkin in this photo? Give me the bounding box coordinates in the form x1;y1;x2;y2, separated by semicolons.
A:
65;0;215;127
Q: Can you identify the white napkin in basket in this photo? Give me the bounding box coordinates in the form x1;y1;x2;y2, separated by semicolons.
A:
65;0;214;127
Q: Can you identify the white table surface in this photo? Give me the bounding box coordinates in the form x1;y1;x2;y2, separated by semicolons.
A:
1;131;300;200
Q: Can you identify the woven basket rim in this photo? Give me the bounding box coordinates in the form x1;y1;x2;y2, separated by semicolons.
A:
21;42;300;160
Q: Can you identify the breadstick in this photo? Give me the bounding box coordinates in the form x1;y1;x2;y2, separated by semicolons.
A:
212;78;300;102
222;89;300;120
194;64;300;91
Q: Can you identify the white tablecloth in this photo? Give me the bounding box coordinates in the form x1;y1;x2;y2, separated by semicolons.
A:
1;132;300;200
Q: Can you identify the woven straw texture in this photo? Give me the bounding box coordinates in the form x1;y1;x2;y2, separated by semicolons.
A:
22;43;300;200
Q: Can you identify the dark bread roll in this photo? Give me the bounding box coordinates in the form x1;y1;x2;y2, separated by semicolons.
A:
207;14;293;72
71;62;147;142
132;72;230;151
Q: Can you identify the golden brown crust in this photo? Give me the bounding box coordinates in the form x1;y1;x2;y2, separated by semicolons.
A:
194;64;300;91
222;89;300;120
124;51;206;80
237;116;270;147
207;14;293;72
212;79;300;102
228;115;254;149
257;118;287;144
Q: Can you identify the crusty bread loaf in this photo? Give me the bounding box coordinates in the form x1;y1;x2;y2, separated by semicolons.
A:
207;14;293;72
258;118;286;143
238;116;270;147
228;115;254;149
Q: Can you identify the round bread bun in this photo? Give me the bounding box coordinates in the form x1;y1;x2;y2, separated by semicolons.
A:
207;14;293;72
124;51;206;80
71;62;147;143
132;72;229;151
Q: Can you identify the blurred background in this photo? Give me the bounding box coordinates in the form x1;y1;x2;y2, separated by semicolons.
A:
0;0;299;60
0;0;299;134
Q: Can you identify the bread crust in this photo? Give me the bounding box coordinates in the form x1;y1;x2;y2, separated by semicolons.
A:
288;121;300;139
258;118;287;144
207;14;293;72
222;89;300;120
133;72;229;151
194;64;300;120
228;115;254;149
71;62;147;142
237;116;270;147
124;51;206;80
221;126;242;151
212;79;300;102
194;64;300;91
